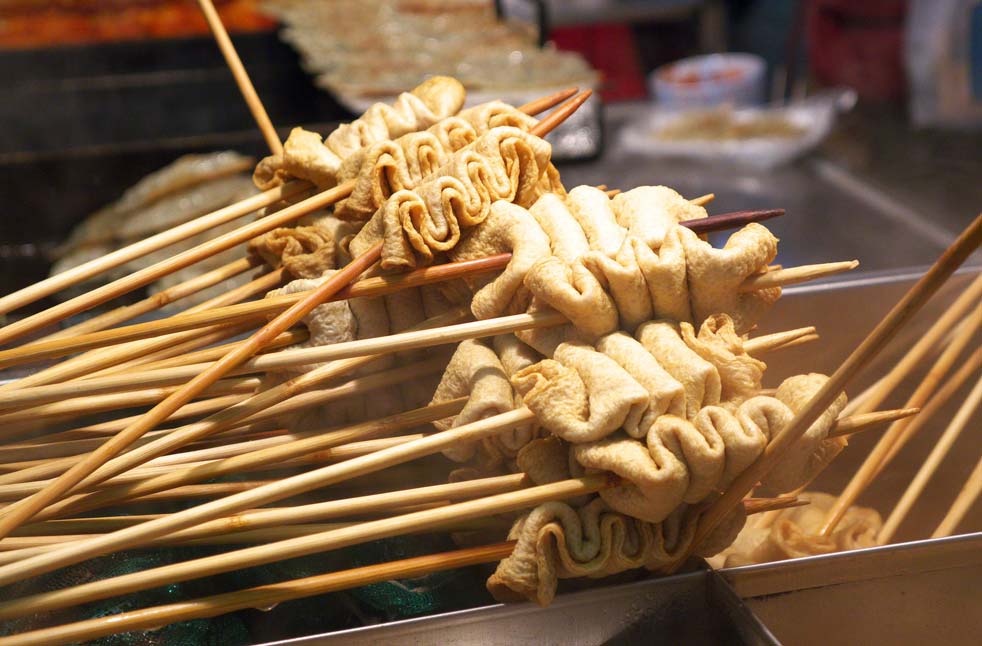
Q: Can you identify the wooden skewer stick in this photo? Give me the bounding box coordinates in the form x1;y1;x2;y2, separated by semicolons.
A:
841;272;982;417
15;368;457;515
197;0;282;154
25;323;461;497
743;496;808;515
0;488;792;646
738;260;858;292
0;201;781;368
0;90;592;350
124;328;308;373
668;214;982;572
0;473;607;624
878;376;982;543
690;193;715;207
0;267;286;392
0;405;537;585
0;375;258;428
0;255;509;369
767;332;820;353
41;257;263;341
0;542;518;646
516;87;579;114
0;404;272;466
827;408;920;439
743;326;815;354
932;454;982;539
28;472;525;540
875;346;982;473
0;182;305;320
91;328;306;380
686;207;782;234
0;217;387;535
0;250;820;371
0;353;448;492
0;315;806;411
819;307;981;536
0;434;429;504
0;393;261;452
0;175;349;348
0;86;575;324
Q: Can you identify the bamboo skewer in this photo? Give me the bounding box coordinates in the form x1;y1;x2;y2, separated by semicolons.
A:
878;376;982;543
0;542;516;646
32;472;524;543
669;215;982;571
516;88;579;114
0;474;608;621
21;323;461;496
0;406;535;585
0;315;809;411
0;434;433;504
690;193;715;207
0;490;803;646
0;376;258;427
0;206;794;369
13;403;902;522
124;328;308;373
0;221;389;538
92;328;307;377
932;454;982;538
826;407;920;439
818;307;981;536
841;272;982;417
0;255;510;368
744;326;816;354
4;392;263;447
73;266;287;379
0;85;579;326
0;180;345;348
19;394;461;519
875;347;982;474
197;0;282;154
0;396;912;586
21;0;286;346
41;257;264;341
0;89;587;347
737;259;858;291
0;256;841;372
0;354;448;493
0;182;306;320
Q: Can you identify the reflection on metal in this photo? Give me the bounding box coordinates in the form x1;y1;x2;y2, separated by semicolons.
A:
724;531;982;598
259;567;779;646
732;534;982;645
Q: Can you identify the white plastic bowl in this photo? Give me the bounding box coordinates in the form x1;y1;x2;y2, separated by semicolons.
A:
650;53;766;108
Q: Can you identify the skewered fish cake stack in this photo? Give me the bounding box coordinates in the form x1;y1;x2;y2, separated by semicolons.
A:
1;55;976;644
381;185;851;604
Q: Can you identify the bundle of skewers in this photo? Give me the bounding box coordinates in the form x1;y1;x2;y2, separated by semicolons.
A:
0;4;978;643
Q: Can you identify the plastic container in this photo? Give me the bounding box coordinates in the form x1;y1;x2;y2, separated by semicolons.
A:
650;53;766;108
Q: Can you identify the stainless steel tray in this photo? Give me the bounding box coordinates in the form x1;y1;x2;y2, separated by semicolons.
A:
253;266;981;646
262;566;778;646
730;532;982;645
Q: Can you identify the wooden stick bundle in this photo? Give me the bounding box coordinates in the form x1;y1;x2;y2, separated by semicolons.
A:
0;321;815;414
0;211;818;370
932;454;982;538
670;215;982;569
819;306;981;535
878;376;982;543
